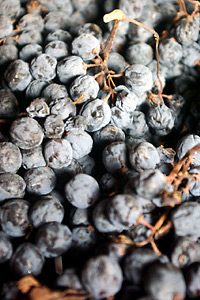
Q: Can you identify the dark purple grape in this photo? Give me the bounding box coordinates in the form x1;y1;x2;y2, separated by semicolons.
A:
35;222;72;258
10;243;44;276
144;262;186;300
0;199;30;237
0;235;13;263
9;117;44;150
81;255;123;299
29;196;64;228
23;166;56;195
64;173;99;208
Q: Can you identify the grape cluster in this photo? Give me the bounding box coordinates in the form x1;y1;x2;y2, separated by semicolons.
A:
0;1;200;300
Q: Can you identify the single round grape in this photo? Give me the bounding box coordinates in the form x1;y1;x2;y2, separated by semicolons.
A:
102;141;127;173
4;59;32;91
0;173;26;202
64;173;100;208
125;64;153;93
44;114;65;138
57;55;86;85
129;141;160;171
71;33;100;61
10;243;44;276
0;90;18;119
44;138;73;169
30;53;57;81
0;142;22;173
70;74;99;104
24;166;56;195
0;199;30;237
65;130;93;160
81;255;123;299
9;117;44;150
29;196;64;228
35;222;72;258
80;99;111;132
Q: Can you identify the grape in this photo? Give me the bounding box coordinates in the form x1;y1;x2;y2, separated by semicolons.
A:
30;53;57;81
18;13;44;32
125;64;153;93
118;0;145;19
175;15;199;45
126;42;153;66
171;237;200;269
21;145;46;170
4;59;32;91
45;40;68;60
159;38;183;68
70;74;99;104
0;173;26;202
35;222;72;258
45;28;72;44
26;98;50;118
10;243;44;276
0;236;13;263
56;268;83;289
144;262;186;300
0;15;12;39
102;141;127;173
171;202;200;239
0;142;22;173
0;0;21;19
129;141;160;171
44;11;70;32
0;44;18;67
44;138;73;169
0;199;30;237
25;80;49;100
42;83;69;102
17;30;42;46
71;33;100;61
64;173;100;208
44;114;65;138
80;99;111;132
57;55;86;85
65;130;93;160
29;195;64;228
10;117;44;150
23;166;56;195
81;255;123;299
49;97;76;120
19;43;43;62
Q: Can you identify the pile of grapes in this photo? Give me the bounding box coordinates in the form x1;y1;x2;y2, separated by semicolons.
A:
0;0;200;299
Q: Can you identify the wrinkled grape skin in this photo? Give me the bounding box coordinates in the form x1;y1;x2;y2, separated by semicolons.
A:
9;117;44;150
171;237;200;269
44;138;73;169
102;141;127;174
171;202;200;239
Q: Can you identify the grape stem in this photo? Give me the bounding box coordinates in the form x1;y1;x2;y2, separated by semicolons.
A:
103;9;164;103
